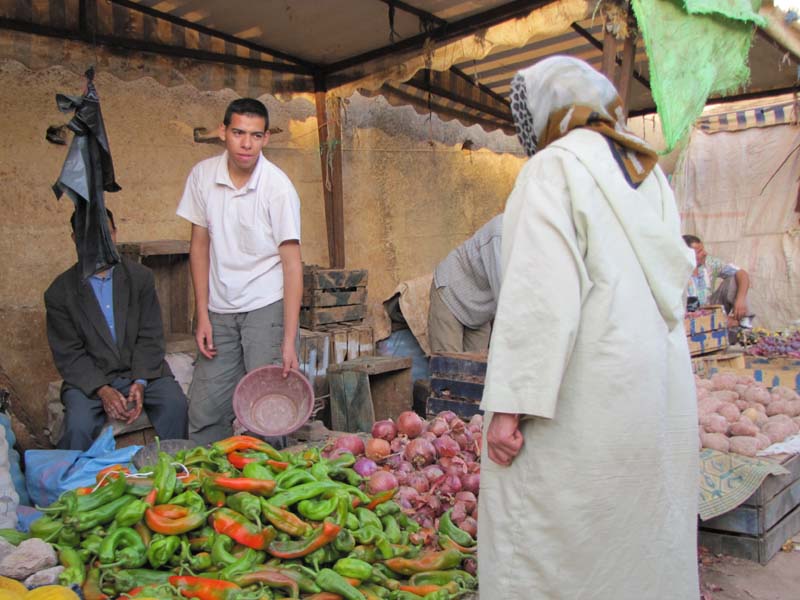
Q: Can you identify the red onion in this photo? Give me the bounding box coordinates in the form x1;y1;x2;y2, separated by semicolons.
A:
371;419;397;441
397;411;425;438
449;418;466;434
460;473;480;494
433;435;459;458
454;491;477;513
427;417;449;437
463;558;477;576
367;470;398;494
384;453;406;469
437;410;458;424
422;464;445;482
390;435;408;454
451;501;468;523
419;493;441;514
365;438;391;461
353;457;378;478
406;471;430;493
441;457;467;474
439;473;462;495
459;516;478;538
468;413;483;432
420;431;438;442
451;429;473;452
404;438;437;467
333;435;364;456
459;450;477;464
395;486;420;510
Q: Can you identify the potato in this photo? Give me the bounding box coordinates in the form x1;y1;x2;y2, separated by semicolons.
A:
701;432;730;452
695;378;714;391
710;373;738;391
700;414;729;435
718;403;741;423
742;386;771;405
762;421;798;444
736;375;756;386
729;416;758;437
766;400;790;417
734;399;749;411
742;407;768;427
785;401;800;418
748;402;767;414
734;384;749;398
729;436;760;457
755;433;771;451
710;390;739;403
697;387;711;401
772;386;800;402
698;398;723;417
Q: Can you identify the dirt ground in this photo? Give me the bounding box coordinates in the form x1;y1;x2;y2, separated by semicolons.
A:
699;542;800;600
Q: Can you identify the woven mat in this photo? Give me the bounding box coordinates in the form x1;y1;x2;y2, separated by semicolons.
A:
699;448;789;521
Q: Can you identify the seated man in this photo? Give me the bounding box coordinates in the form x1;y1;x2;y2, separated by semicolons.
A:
45;209;188;450
683;234;754;328
428;214;502;353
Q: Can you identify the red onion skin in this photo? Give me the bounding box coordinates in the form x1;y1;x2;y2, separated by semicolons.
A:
371;419;398;441
454;491;477;513
367;471;399;495
449;418;466;434
365;438;391;461
406;472;430;493
422;465;445;482
433;435;459;458
427;418;449;437
333;435;365;456
353;457;378;478
464;558;477;576
460;473;480;494
390;435;409;454
437;410;458;424
459;516;478;538
468;414;483;433
395;486;420;510
397;411;425;438
439;474;462;495
420;431;438;442
404;438;437;467
451;501;468;524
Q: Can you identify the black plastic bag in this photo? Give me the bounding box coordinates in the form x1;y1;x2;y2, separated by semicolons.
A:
52;67;121;280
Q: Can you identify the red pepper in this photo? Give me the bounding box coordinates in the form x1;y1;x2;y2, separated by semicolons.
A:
438;534;477;554
382;549;464;575
367;489;396;510
96;464;130;484
226;451;258;470
305;595;344;600
82;566;109;600
210;475;276;496
145;506;208;535
267;459;290;471
211;507;276;550
169;575;241;600
261;500;313;537
212;436;283;461
232;568;300;597
398;583;459;596
267;521;341;559
75;486;94;496
151;504;191;519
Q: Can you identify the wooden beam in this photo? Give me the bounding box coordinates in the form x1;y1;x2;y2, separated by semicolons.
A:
314;77;346;268
570;22;651;89
405;70;514;122
616;33;636;116
373;0;448;27
601;23;618;82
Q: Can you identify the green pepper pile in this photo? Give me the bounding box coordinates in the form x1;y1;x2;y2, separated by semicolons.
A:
24;436;477;600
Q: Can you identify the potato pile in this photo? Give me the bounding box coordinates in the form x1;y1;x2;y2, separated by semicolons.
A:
697;373;800;456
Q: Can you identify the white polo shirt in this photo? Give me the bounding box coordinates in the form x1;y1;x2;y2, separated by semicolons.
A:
177;152;301;314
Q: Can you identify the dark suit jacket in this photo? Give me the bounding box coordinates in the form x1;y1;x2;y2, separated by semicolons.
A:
44;258;172;397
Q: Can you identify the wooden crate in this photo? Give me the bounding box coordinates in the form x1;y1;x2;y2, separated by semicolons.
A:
118;240;194;350
685;305;729;357
328;356;412;432
699;454;800;564
323;323;374;365
301;265;368;329
425;352;486;419
711;367;800;393
299;329;331;398
692;351;746;377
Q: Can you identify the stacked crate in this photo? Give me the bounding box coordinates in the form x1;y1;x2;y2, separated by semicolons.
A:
301;266;368;329
685;305;729;357
421;353;486;419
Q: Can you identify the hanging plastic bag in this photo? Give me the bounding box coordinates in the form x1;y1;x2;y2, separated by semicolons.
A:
24;427;140;507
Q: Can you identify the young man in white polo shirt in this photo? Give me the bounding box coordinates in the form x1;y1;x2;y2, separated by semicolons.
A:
177;98;302;445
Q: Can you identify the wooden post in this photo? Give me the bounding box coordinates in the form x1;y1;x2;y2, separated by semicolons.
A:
602;23;618;82
616;33;636;117
314;75;346;268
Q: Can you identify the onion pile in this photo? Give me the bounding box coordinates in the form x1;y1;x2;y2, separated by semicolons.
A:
742;328;800;358
327;410;484;538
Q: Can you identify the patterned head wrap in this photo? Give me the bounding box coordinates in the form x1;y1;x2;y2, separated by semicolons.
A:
510;56;657;187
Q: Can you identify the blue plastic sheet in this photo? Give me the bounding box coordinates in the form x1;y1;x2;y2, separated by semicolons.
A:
0;414;28;506
377;329;431;382
24;427;140;507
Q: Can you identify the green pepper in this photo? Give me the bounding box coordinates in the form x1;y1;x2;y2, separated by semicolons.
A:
0;529;29;545
310;460;331;481
397;513;420;533
355;508;383;532
242;462;275;480
57;546;85;586
114;494;153;528
267;481;342;508
227;492;263;526
276;564;322;594
304;546;341;572
382;549;465;576
381;515;401;545
328;453;356;469
107;568;172;593
409;570;477;589
332;492;351;529
29;515;63;542
276;467;317;490
154;452;177;504
80;533;104;556
389;544;421;558
389;592;425;600
375;501;400;518
57;525;80;547
67;494;137;532
329;467;362;487
316;568;366;600
348;545;378;563
297;496;339;521
146;533;181;568
334;557;373;581
217;548;261;582
346;513;361;531
353;528;393;560
98;526;147;568
437;509;475;548
188;526;216;552
361;582;391;599
171;490;207;513
202;478;227;507
211;533;258;569
334;528;356;553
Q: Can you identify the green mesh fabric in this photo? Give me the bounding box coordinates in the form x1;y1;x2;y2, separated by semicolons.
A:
631;0;765;151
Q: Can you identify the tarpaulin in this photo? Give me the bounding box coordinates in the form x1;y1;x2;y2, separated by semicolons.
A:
52;67;121;280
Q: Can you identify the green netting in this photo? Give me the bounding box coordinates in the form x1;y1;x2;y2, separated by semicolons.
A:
631;0;765;151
